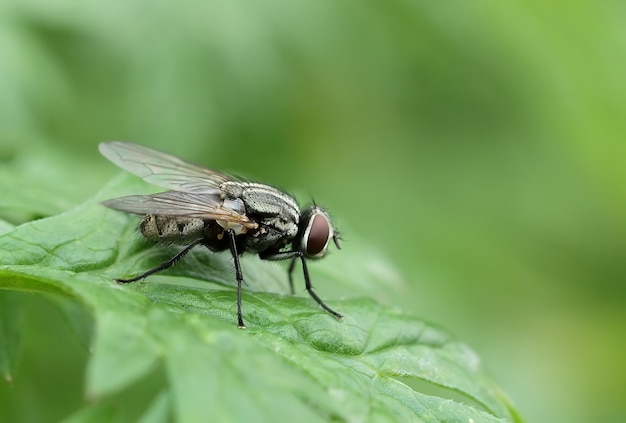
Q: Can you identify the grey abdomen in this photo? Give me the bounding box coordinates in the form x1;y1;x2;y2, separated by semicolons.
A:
140;214;205;244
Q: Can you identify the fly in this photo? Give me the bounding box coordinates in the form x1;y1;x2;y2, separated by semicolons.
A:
99;141;342;328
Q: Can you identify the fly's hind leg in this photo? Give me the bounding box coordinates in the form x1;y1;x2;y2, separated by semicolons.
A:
115;238;204;283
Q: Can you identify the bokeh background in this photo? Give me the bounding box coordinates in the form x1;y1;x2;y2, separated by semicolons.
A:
1;1;625;422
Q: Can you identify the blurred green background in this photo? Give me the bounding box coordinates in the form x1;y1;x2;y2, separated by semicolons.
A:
1;0;625;422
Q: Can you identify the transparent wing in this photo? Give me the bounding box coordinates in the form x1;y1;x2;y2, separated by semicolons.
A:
102;191;258;229
99;141;231;194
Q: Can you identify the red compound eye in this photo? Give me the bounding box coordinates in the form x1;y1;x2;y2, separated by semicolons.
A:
305;213;331;257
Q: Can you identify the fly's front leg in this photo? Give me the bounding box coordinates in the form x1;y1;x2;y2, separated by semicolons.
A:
260;250;343;320
298;256;343;319
226;229;246;328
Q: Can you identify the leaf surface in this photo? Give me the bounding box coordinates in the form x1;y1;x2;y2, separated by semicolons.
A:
0;177;520;422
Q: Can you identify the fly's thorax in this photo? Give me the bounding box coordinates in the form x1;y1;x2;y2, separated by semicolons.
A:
140;214;205;244
220;181;245;198
220;180;306;252
220;181;300;223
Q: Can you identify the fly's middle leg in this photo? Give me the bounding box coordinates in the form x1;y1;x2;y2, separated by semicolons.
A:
226;229;246;329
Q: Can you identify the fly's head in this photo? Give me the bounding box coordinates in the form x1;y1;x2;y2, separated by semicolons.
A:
296;205;340;260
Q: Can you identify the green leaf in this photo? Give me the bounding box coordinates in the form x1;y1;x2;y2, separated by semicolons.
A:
0;219;14;236
0;290;25;383
0;142;107;223
46;294;94;351
136;390;171;423
87;306;161;399
60;403;117;423
0;176;521;422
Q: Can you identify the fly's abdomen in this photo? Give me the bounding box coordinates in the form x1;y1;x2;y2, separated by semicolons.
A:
140;214;205;244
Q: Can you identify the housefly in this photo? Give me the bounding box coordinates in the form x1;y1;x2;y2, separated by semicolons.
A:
99;141;342;328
